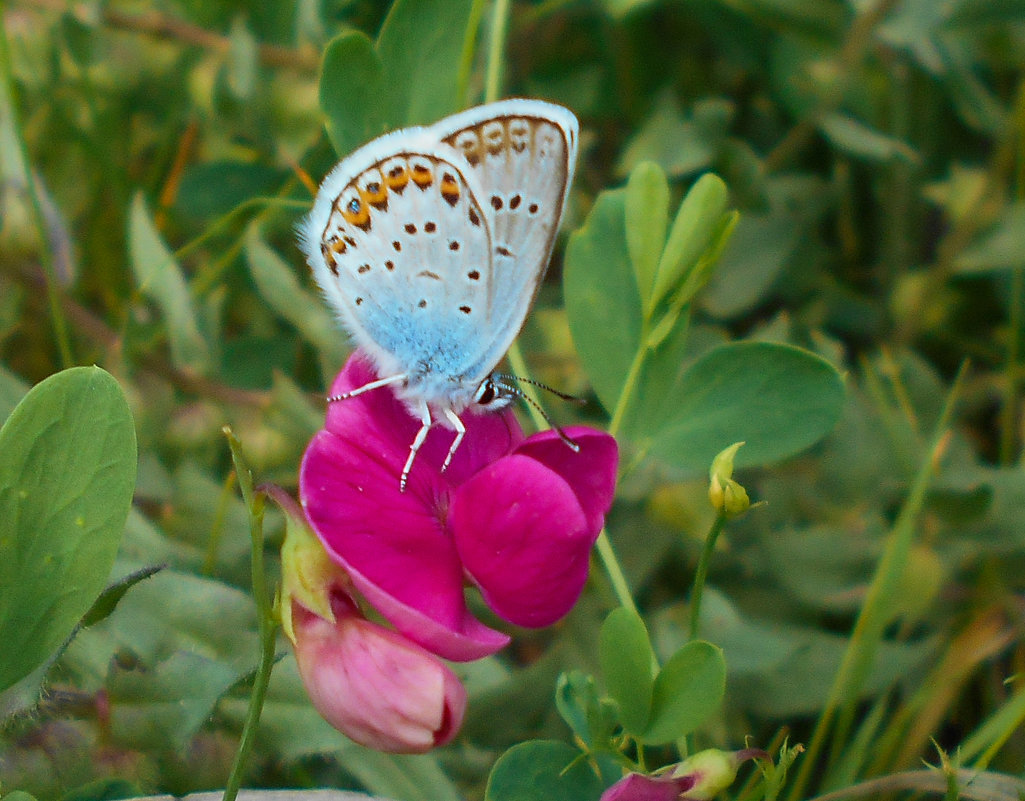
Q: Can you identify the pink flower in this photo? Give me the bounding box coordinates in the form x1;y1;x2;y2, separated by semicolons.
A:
300;353;618;662
600;750;767;801
291;592;467;754
600;772;697;801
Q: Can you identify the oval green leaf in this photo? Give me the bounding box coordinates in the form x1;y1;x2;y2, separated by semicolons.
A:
485;740;603;801
0;366;137;692
652;173;729;309
564;188;642;415
625;161;670;310
642;640;726;744
377;0;477;127
599;607;656;735
319;31;385;155
650;341;846;472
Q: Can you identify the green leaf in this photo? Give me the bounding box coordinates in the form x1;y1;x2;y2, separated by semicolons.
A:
0;367;137;692
376;0;476;127
652;173;730;310
641;640;726;744
244;225;349;366
819;112;920;164
79;564;163;628
564;188;641;415
599;607;655;735
649;342;846;472
485;740;603;801
625;161;670;310
128;193;212;373
319;31;386;155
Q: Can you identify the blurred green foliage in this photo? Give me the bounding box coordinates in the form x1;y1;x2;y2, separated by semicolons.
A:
2;0;1025;800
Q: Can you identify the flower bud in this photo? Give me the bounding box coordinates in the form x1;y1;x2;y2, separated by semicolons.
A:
708;442;750;518
291;598;467;753
600;748;765;801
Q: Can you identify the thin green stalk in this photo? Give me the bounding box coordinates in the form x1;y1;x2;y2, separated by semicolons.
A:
607;342;648;439
0;7;74;367
223;427;279;801
688;512;727;641
785;363;966;801
456;0;487;106
594;529;639;615
484;0;510;105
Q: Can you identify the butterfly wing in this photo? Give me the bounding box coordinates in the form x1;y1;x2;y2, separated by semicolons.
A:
299;128;495;390
433;99;579;380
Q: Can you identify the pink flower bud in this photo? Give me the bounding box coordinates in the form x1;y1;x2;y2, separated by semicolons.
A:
291;597;467;753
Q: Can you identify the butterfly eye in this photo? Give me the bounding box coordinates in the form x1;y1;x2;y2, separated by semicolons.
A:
475;380;497;405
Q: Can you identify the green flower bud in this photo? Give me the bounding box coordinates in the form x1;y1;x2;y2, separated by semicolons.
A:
708;442;750;518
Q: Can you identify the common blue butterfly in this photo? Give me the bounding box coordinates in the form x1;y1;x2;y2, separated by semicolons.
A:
298;99;579;489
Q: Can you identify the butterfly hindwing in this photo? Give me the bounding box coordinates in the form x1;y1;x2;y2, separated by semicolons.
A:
436;99;578;378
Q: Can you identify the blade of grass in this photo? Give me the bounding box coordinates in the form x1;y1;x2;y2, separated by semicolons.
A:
786;362;967;801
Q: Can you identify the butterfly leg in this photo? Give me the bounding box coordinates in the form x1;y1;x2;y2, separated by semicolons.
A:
440;408;466;475
400;400;433;492
327;373;407;402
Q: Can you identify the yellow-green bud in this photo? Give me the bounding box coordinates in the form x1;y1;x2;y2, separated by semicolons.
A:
278;501;348;644
708;442;751;518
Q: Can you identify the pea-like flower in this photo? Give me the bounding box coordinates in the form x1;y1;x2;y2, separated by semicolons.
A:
291;592;467;753
300;353;619;662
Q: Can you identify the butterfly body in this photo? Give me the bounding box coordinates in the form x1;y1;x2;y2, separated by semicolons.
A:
298;99;578;487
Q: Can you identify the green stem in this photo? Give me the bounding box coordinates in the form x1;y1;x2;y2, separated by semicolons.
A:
688;512;727;641
484;0;510;104
0;7;74;367
607;340;647;439
594;530;639;615
223;428;279;801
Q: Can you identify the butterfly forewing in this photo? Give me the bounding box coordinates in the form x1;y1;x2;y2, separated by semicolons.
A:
436;100;578;378
308;148;494;383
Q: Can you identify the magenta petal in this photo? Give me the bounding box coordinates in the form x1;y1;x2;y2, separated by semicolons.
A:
300;429;507;661
324;352;523;490
450;455;591;628
514;427;619;534
600;774;695;801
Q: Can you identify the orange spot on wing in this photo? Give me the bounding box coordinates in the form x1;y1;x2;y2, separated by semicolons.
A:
385;165;410;192
411;163;434;188
341;196;371;227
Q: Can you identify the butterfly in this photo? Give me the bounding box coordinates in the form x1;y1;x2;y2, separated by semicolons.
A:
298;99;579;490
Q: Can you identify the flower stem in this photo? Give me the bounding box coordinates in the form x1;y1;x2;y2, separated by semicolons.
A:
689;512;727;641
0;6;74;368
607;339;648;440
223;427;279;801
594;529;639;616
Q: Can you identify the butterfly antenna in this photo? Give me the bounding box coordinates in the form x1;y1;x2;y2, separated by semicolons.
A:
495;380;581;453
493;374;587;404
